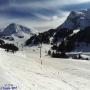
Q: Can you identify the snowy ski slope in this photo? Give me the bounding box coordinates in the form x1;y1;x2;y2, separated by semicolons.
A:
0;46;90;90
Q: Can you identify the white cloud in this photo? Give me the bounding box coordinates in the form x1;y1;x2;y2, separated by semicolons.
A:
10;0;90;9
0;0;90;31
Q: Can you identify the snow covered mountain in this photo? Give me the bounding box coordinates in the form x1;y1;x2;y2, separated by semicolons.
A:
0;23;37;37
57;9;90;30
0;23;38;46
25;9;90;53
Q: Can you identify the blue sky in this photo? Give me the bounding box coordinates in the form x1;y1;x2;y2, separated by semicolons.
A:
0;0;90;31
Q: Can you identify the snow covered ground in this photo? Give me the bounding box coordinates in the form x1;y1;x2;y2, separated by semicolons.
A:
0;46;90;90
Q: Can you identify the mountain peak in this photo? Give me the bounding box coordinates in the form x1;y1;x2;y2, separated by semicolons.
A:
58;9;90;30
0;23;38;45
0;23;38;41
9;23;17;26
8;23;19;29
2;23;33;36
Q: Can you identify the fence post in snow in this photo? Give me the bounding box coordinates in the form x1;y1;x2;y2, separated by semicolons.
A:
39;43;42;58
38;43;43;66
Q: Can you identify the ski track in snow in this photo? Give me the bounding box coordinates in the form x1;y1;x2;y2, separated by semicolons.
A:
0;47;90;90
